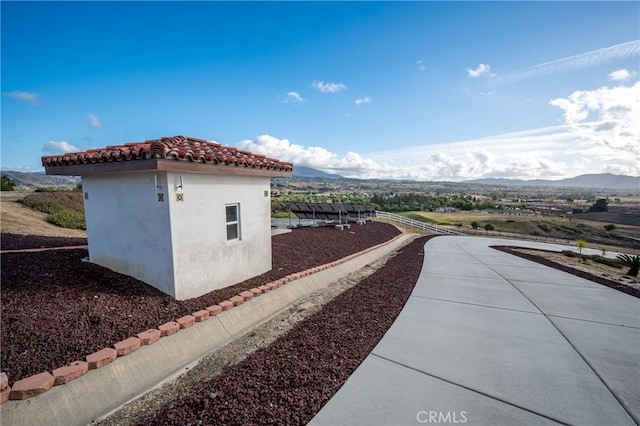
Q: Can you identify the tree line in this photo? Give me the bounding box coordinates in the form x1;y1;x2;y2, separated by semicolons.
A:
271;191;496;213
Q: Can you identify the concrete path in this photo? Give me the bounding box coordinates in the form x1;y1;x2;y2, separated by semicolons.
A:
311;236;640;426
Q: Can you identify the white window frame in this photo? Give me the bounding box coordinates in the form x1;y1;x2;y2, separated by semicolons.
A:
225;204;241;242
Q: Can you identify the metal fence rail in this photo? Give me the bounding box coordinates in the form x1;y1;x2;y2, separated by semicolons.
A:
375;211;463;235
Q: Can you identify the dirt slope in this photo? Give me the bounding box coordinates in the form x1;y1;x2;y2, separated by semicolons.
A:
0;192;86;238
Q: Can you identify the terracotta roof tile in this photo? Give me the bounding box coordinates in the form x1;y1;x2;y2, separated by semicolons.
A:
41;135;293;172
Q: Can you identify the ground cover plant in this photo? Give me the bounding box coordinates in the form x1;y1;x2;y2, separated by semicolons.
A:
17;190;86;229
0;222;401;386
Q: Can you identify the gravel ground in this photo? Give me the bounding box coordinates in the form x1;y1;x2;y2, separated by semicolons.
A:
1;233;88;250
0;222;401;386
98;235;424;425
114;236;429;426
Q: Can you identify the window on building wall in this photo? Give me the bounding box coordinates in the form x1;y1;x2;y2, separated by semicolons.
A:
226;204;240;241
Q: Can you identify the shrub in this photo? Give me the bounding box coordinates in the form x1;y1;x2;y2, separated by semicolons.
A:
590;256;623;269
471;221;479;229
1;175;15;191
18;191;85;230
537;224;550;232
47;211;86;230
484;223;495;231
19;197;65;214
616;254;640;277
603;224;616;231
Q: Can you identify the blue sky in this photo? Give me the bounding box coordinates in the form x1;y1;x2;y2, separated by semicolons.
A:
2;1;639;181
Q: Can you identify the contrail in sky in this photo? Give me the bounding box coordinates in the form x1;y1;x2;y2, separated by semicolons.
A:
501;40;640;82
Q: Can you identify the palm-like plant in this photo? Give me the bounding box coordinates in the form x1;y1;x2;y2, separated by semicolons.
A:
616;254;640;277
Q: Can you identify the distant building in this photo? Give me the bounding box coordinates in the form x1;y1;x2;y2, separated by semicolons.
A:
43;135;293;300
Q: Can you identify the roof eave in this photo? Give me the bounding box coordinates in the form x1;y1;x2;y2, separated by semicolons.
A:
45;159;293;178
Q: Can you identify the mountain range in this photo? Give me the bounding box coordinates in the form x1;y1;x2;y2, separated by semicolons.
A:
1;169;637;190
465;173;639;190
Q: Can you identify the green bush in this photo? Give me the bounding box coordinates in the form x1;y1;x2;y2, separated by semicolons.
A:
19;198;64;214
484;223;495;231
19;191;85;230
47;211;86;230
589;256;623;268
1;175;15;191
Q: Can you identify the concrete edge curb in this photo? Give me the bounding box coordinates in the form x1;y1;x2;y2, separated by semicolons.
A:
0;232;414;425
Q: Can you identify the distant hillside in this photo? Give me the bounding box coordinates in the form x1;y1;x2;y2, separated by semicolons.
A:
1;171;80;189
2;167;341;188
466;173;639;189
292;166;343;179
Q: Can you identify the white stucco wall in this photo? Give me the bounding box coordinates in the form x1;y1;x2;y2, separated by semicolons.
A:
82;171;273;300
167;172;272;300
82;173;177;297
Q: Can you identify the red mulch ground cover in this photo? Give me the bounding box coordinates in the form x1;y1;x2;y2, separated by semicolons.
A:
1;234;88;251
141;236;432;426
1;223;401;386
491;246;639;298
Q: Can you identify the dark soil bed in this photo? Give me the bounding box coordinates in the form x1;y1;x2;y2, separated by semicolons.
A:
492;246;639;298
140;236;431;426
1;233;88;250
1;223;401;386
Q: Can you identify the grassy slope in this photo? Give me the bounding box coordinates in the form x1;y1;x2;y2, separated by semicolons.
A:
18;191;86;229
399;211;640;250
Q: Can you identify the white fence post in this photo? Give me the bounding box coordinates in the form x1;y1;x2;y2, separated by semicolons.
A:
375;211;462;235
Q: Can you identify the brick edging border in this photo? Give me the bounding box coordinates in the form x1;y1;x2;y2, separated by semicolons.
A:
1;232;407;403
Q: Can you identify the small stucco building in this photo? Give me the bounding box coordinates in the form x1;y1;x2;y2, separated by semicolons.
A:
42;135;293;300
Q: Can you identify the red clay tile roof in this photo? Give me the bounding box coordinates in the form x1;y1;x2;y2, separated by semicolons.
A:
41;135;293;172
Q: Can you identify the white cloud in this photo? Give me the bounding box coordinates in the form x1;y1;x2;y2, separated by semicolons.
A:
502;40;640;82
312;81;347;93
416;60;426;71
608;68;637;81
237;135;394;179
549;81;639;161
367;126;582;181
355;96;372;106
2;91;40;105
43;141;80;154
237;81;639;182
467;63;495;78
364;81;640;180
282;91;305;103
0;164;41;173
87;113;103;128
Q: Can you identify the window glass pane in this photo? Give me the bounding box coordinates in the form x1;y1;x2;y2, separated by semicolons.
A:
226;223;239;240
226;205;237;222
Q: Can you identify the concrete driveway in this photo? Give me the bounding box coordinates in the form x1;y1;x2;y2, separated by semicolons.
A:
311;236;640;426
